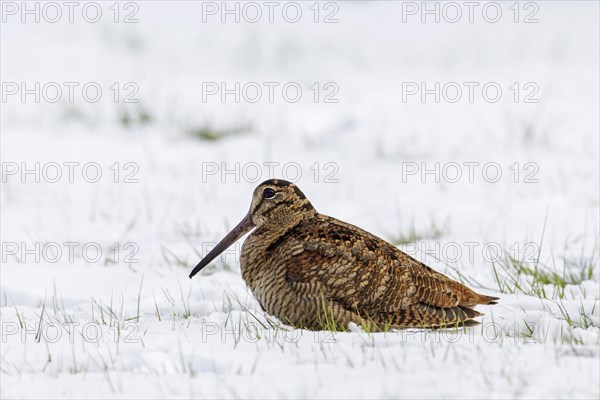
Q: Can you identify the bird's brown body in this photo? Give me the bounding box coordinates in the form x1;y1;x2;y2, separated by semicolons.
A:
190;179;498;331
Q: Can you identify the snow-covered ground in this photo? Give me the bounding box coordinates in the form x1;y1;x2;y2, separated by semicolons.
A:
1;1;599;398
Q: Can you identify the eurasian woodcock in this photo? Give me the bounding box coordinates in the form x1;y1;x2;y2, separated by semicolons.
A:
189;179;498;330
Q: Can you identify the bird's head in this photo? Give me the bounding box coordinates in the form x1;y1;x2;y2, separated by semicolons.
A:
189;179;315;279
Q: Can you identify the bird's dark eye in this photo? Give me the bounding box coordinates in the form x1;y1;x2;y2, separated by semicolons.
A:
263;188;276;199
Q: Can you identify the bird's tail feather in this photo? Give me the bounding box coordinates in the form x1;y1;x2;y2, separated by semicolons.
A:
391;303;484;329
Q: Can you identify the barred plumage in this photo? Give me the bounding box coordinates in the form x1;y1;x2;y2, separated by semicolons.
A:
190;179;498;331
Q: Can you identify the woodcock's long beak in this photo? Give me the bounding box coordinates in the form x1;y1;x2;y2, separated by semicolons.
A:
189;212;255;279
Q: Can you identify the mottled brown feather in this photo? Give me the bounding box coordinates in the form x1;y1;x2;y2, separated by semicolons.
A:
196;179;498;331
260;215;494;328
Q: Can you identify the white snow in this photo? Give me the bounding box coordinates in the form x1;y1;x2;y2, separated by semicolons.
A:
1;1;598;398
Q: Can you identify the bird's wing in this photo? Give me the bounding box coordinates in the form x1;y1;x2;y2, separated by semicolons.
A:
269;216;465;317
